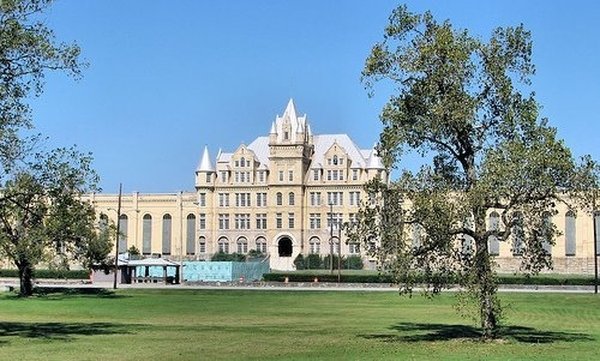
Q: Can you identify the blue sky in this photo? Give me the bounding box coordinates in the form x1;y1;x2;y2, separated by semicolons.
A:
30;0;600;193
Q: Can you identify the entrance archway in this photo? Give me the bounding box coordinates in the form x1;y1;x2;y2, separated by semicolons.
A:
278;237;293;257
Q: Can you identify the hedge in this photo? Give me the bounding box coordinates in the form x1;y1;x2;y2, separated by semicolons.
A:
0;269;90;279
262;272;598;286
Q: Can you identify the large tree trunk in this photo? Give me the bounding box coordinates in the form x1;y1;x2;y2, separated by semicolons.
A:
17;261;34;297
475;234;499;339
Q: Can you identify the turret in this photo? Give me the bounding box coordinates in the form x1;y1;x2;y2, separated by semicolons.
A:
195;145;215;188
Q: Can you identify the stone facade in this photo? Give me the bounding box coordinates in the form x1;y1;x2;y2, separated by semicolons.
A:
89;100;600;274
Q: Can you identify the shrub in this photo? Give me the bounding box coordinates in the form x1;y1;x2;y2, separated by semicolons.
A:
293;254;305;270
211;252;246;262
306;254;323;269
343;255;363;270
0;269;89;279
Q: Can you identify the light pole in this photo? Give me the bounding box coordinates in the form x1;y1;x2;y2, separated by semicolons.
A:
329;202;334;274
113;183;122;290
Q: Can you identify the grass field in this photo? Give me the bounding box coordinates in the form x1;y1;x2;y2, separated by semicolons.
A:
1;289;599;360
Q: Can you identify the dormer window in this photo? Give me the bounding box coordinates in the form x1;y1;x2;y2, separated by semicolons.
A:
333;155;338;165
240;157;245;167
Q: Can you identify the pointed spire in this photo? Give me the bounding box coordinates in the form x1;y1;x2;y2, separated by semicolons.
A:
366;145;384;170
270;121;276;134
197;145;215;172
283;98;298;121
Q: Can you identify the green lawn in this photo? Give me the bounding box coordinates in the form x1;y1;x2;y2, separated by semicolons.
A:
1;289;599;360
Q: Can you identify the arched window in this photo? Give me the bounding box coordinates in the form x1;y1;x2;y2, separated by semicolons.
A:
142;214;152;255
198;236;206;254
565;210;576;256
289;192;295;206
278;237;293;257
186;214;196;255
309;237;320;254
412;223;422;248
237;236;248;254
99;213;109;231
512;212;523;256
255;237;267;254
276;192;283;206
333;155;338;165
162;214;172;255
240;157;245;167
119;214;128;253
218;237;229;253
541;212;552;254
488;212;500;256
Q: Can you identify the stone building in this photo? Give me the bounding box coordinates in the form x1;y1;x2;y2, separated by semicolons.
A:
90;100;600;273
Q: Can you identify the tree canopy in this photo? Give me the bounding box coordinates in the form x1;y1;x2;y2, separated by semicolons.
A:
351;5;597;339
0;0;106;297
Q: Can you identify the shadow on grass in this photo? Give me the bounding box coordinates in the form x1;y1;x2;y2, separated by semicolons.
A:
31;287;128;300
0;321;136;341
359;322;594;343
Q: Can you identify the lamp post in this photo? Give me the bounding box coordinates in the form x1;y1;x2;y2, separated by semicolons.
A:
329;202;334;274
113;183;122;290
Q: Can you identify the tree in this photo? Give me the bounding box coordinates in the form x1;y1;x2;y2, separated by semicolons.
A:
0;1;98;297
353;5;595;339
0;147;111;296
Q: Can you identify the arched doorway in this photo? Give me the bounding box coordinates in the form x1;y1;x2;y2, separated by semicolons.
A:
278;237;293;257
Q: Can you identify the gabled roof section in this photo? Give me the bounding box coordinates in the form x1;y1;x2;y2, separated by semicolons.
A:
311;134;367;169
196;145;215;172
247;136;270;168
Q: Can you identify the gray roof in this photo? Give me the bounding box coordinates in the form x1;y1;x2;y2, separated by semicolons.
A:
196;145;215;172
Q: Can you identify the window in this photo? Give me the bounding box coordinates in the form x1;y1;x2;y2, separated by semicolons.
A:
235;160;239;167
237;237;248;254
309;213;321;229
162;214;172;255
279;171;284;182
541;212;552;254
219;193;230;207
256;193;267;207
313;169;319;181
199;193;206;207
288;213;295;229
327;213;343;229
258;171;265;183
235;193;251;207
288;170;294;182
309;238;320;254
349;191;361;206
310;192;321;206
327;192;343;206
218;214;230;230
198;236;206;254
352;169;358;181
256;213;267;229
186;214;196;255
142;214;152;255
289;192;295;206
349;213;358;224
333;155;338;165
255;237;267;254
276;192;283;206
327;170;332;181
488;212;500;256
276;213;282;229
240;157;245;167
412;223;422;248
205;173;211;183
565;211;576;256
220;171;228;183
198;214;206;229
118;214;128;252
348;243;360;254
235;214;251;230
218;237;229;253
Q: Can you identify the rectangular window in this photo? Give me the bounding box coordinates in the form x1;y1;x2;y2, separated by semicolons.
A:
309;213;321;229
349;191;361;206
310;192;322;206
279;171;284;182
256;214;267;229
199;193;206;207
352;169;358;181
313;169;319;181
276;213;282;229
256;192;267;207
235;193;251;207
349;243;360;254
327;192;343;206
205;173;211;183
288;170;294;182
259;171;265;183
218;214;229;230
219;193;230;207
199;214;206;229
288;213;295;229
327;213;344;229
199;241;206;254
235;214;251;230
220;171;228;183
327;170;332;181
